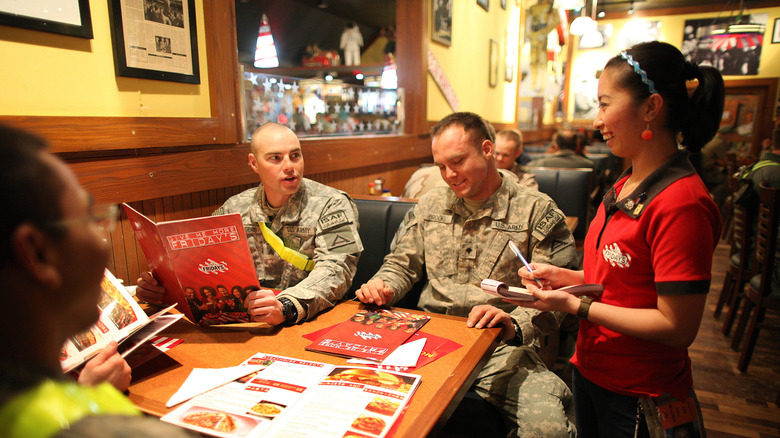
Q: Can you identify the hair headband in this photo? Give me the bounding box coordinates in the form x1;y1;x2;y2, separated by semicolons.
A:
619;51;658;95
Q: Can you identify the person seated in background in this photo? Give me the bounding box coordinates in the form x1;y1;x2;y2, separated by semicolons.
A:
493;129;539;191
0;124;194;437
359;112;578;437
701;132;730;212
137;122;363;327
402;127;536;198
528;129;597;169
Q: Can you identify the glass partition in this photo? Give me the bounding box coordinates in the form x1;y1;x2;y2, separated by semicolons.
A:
243;70;401;141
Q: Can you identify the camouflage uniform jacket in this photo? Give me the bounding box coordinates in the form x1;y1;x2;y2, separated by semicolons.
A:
214;178;363;322
374;175;576;345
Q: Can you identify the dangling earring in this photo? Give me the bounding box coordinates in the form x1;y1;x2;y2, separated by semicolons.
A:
641;122;653;141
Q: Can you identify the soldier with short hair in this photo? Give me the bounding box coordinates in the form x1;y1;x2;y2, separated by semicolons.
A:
357;112;578;437
137;122;363;326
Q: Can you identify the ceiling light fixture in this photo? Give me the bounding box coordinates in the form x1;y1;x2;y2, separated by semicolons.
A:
570;0;598;36
627;1;636;15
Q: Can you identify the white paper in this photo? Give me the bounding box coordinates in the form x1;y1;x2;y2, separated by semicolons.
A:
166;365;264;407
380;338;426;367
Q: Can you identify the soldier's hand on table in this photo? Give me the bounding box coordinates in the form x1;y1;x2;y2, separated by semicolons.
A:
245;289;285;325
78;341;132;392
135;271;166;304
467;305;515;340
356;278;394;306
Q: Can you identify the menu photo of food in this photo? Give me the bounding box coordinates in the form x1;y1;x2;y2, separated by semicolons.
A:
342;432;374;438
324;367;416;394
247;400;285;419
365;397;400;416
176;406;259;437
349;415;387;436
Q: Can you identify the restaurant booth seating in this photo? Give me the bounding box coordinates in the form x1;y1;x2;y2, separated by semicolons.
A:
527;167;595;240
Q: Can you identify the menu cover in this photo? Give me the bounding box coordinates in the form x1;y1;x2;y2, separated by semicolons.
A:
122;203;260;326
481;279;603;301
305;309;430;362
59;269;176;373
162;353;420;438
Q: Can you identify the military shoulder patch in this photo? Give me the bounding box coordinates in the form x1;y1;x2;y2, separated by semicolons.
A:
329;233;355;251
319;211;350;231
534;210;565;236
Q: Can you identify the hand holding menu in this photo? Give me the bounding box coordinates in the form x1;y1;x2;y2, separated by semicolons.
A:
481;279;603;301
60;269;179;373
123;203;260;325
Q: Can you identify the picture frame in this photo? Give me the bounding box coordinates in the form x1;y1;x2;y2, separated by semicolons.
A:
505;30;517;82
489;39;498;88
0;0;92;39
773;18;780;44
477;0;489;12
432;0;452;46
108;0;200;84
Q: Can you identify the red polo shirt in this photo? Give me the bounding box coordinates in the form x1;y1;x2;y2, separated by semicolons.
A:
571;151;721;400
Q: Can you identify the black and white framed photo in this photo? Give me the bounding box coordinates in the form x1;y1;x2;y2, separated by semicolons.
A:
773;18;780;44
0;0;92;38
108;0;200;84
432;0;452;46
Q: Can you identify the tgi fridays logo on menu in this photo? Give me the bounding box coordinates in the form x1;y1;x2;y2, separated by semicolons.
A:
167;226;240;250
198;258;229;275
355;331;382;341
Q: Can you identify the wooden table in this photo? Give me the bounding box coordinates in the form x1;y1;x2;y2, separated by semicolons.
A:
127;301;501;438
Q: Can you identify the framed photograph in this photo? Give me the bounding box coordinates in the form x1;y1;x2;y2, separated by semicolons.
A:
505;30;517;82
477;0;489;12
432;0;452;46
489;39;498;88
108;0;200;84
773;18;780;44
0;0;92;38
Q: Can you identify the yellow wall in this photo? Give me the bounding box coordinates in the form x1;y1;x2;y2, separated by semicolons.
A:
0;0;210;117
567;6;780;121
427;0;521;124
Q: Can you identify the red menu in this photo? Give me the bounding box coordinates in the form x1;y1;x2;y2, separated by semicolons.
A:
123;203;260;325
305;309;430;361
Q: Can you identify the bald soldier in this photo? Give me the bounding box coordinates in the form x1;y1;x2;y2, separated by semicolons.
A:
358;112;577;437
137;123;363;326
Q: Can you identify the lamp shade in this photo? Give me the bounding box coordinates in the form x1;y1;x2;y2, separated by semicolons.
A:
570;16;596;35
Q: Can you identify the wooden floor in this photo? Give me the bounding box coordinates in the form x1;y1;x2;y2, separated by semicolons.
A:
692;241;780;438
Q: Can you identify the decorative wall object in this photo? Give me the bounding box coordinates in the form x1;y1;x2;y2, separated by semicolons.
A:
773;18;780;44
108;0;200;84
432;0;452;46
428;49;460;111
0;0;92;38
681;13;768;76
489;39;499;87
505;30;518;82
477;0;489;12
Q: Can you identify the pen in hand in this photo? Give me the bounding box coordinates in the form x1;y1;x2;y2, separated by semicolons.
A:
508;240;544;288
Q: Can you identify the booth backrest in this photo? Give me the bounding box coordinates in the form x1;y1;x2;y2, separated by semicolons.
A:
349;196;423;309
526;167;594;240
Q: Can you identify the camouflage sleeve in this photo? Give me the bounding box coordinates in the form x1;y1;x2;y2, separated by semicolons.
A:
528;200;578;269
372;206;425;305
282;194;363;320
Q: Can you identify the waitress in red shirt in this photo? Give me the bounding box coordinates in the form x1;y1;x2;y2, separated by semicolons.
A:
514;41;724;437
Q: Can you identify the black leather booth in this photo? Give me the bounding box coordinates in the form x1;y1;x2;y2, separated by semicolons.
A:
527;167;595;240
349;197;423;308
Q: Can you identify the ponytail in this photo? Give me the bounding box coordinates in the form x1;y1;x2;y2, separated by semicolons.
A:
680;63;725;154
